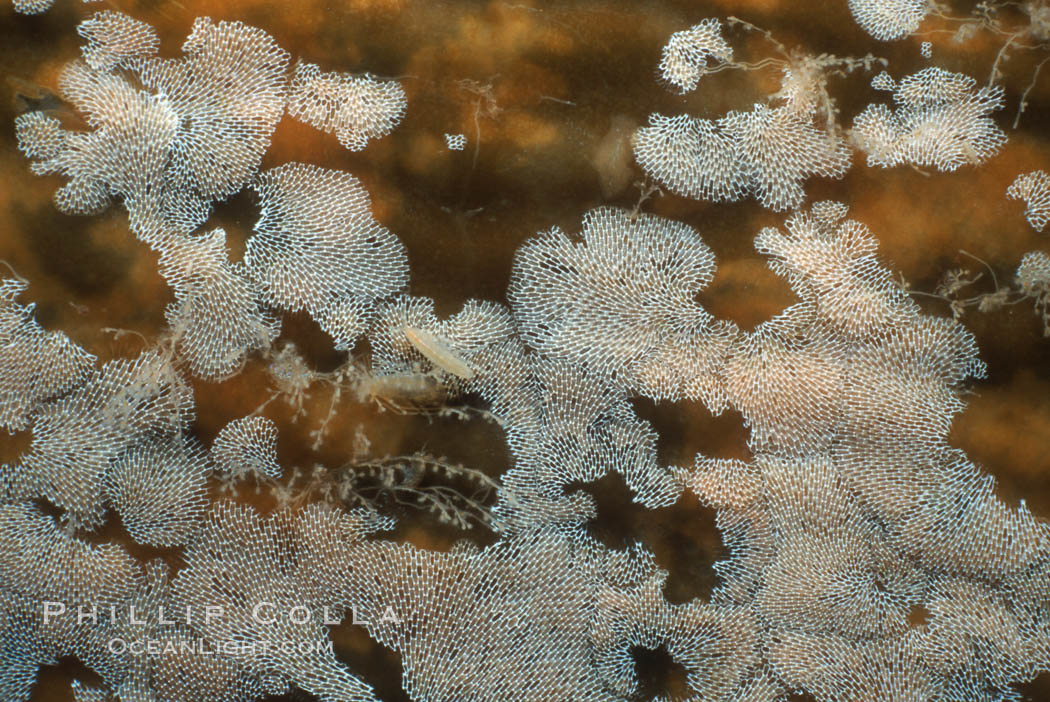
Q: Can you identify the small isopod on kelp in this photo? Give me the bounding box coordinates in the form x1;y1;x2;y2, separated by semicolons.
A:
403;326;475;380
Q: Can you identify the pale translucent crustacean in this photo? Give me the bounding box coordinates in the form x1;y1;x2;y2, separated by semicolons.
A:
403;326;475;381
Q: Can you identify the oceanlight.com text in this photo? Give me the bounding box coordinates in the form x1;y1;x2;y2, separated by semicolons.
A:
106;637;336;657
